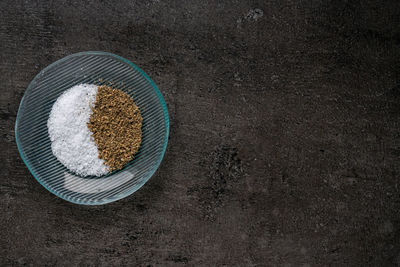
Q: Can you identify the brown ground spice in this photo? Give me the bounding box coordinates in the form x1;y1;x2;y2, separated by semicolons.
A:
88;85;142;172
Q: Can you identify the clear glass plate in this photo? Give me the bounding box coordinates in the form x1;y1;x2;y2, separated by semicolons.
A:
15;51;169;205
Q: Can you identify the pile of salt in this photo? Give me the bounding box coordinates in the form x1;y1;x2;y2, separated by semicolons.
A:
47;84;109;177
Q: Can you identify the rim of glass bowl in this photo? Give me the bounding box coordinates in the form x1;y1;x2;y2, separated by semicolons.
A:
15;51;170;205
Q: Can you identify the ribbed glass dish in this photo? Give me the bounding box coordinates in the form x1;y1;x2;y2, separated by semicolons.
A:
15;51;169;205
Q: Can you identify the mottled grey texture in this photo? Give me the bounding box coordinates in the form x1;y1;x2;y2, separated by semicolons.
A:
1;0;400;266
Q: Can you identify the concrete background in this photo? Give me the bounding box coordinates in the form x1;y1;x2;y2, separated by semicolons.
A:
1;0;400;266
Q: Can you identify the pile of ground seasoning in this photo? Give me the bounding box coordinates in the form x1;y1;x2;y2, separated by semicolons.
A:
88;85;143;172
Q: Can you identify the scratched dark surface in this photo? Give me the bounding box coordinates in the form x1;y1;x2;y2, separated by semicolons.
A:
1;0;400;266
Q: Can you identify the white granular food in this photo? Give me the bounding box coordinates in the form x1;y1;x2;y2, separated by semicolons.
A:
47;84;109;177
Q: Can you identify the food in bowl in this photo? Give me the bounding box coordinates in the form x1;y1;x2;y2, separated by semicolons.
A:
47;83;142;177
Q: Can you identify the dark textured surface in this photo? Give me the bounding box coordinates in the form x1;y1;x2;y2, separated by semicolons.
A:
1;0;400;266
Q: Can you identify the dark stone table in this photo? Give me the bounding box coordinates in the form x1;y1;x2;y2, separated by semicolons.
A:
1;0;399;266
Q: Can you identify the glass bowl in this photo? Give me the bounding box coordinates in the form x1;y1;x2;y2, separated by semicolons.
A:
15;51;169;205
